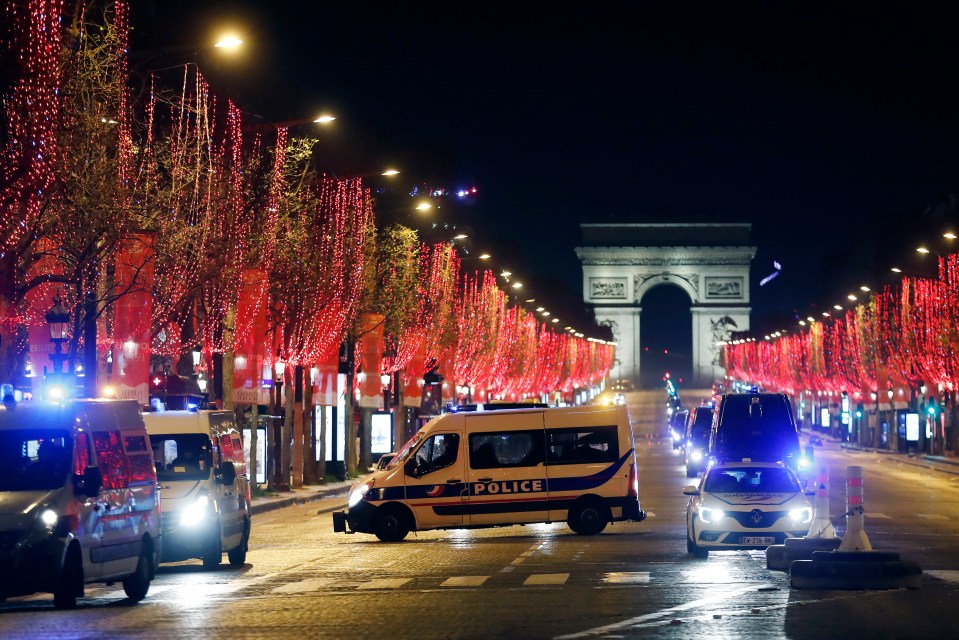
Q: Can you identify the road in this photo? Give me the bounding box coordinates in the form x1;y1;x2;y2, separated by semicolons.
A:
2;389;958;639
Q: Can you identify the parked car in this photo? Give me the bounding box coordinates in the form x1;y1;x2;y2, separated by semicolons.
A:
669;409;688;449
683;461;813;557
373;452;397;471
683;405;714;477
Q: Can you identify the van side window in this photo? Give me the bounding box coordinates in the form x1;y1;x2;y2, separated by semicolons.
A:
74;431;90;477
229;435;245;464
220;434;235;461
408;433;460;475
546;426;619;464
122;431;157;486
92;430;130;490
469;430;544;469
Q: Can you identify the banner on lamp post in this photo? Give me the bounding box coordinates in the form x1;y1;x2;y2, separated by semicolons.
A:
112;234;155;405
312;348;340;406
232;269;269;405
402;349;424;407
358;313;385;409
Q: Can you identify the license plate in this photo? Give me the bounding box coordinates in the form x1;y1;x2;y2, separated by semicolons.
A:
742;536;775;545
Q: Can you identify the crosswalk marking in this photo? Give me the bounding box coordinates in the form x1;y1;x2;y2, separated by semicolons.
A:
603;571;650;584
357;578;412;590
524;573;569;586
273;578;335;594
916;513;949;520
925;570;959;584
865;512;891;519
441;576;490;587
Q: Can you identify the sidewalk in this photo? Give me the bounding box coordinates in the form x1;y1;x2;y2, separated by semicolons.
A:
249;479;354;516
803;431;959;476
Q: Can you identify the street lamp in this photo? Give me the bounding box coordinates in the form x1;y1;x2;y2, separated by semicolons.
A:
45;294;70;377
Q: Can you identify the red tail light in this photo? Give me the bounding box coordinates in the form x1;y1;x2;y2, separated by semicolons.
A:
628;460;639;497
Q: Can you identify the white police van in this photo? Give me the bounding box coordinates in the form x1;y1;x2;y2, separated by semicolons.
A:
333;404;646;541
0;399;160;608
143;410;251;568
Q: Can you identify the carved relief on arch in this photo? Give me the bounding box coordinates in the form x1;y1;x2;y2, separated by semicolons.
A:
634;272;698;303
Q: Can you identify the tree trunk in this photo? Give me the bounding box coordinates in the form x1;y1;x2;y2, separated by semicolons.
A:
318;403;327;481
283;370;294;489
249;402;259;491
345;368;357;477
303;373;318;484
222;305;236;411
359;407;373;471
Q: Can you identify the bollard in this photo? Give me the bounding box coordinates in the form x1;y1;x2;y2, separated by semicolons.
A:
806;468;836;539
839;465;871;551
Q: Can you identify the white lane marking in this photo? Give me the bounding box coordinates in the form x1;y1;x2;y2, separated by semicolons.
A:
511;557;526;565
865;512;891;519
602;572;650;584
441;576;490;587
272;578;335;594
925;570;959;584
554;584;760;639
357;578;412;590
644;512;656;518
524;573;569;586
916;513;949;520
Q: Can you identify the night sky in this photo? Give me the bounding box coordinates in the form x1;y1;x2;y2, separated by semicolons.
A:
132;2;959;341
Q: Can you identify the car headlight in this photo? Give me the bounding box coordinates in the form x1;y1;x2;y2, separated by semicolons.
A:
699;506;724;524
39;508;58;529
181;494;211;526
672;430;682;442
789;507;813;524
348;482;372;508
797;456;811;469
691;450;703;462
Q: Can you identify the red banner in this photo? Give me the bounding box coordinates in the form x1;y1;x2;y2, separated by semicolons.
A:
232;269;269;405
358;313;385;408
402;348;424;407
112;234;155;405
312;347;340;406
26;238;67;396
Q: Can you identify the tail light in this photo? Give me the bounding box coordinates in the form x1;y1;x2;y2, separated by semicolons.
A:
628;460;639;497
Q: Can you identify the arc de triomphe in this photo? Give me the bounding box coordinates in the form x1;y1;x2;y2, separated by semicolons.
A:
575;223;755;388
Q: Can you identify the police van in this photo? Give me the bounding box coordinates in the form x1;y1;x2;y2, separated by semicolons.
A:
142;410;251;568
333;404;646;541
0;399;160;608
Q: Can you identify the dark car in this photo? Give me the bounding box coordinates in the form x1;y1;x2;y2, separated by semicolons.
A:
669;409;688;449
709;391;809;474
683;405;714;477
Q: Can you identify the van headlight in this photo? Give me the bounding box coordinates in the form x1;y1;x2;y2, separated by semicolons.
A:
348;482;372;508
691;450;704;462
699;506;724;524
797;456;811;470
789;507;813;524
672;430;682;442
181;494;211;526
39;508;59;529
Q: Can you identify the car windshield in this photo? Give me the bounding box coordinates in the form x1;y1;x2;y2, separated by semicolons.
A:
151;433;213;480
688;425;710;446
705;467;800;493
0;428;73;491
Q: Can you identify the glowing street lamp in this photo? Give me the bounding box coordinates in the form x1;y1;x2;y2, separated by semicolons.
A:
214;35;244;50
313;114;336;124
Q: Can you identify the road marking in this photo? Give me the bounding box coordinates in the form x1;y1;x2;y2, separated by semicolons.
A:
925;570;959;584
602;572;650;584
357;578;412;590
511;557;526;565
524;573;569;586
916;513;949;520
644;512;656;518
865;512;891;519
272;578;335;593
441;576;490;587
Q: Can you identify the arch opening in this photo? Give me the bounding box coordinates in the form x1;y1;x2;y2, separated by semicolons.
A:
639;283;692;389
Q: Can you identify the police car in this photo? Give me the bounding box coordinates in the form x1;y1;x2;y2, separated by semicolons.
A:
683;460;812;557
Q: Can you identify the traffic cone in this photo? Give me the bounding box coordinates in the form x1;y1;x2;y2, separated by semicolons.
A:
806;468;836;539
838;465;872;551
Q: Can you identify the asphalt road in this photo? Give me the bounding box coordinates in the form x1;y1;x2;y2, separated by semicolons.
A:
2;389;958;639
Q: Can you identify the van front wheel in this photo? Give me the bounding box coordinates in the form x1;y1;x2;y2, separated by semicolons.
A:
53;548;82;609
202;533;222;569
228;518;250;566
122;552;151;602
374;505;410;542
568;498;610;535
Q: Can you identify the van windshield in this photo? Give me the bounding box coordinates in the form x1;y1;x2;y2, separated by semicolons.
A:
0;429;73;491
151;433;213;481
716;395;798;458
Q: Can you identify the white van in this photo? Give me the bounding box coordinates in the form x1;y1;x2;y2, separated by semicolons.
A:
333;404;646;541
142;410;251;568
0;399;160;608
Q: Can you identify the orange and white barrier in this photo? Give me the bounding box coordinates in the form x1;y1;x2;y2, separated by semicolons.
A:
839;465;872;551
806;468;836;539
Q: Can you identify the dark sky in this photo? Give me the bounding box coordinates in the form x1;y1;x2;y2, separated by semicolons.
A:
134;2;959;336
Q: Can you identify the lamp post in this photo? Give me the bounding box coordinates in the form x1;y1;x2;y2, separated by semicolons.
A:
45;293;70;384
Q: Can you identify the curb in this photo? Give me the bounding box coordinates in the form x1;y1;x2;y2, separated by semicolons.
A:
766;537;842;571
250;485;350;516
790;551;922;590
